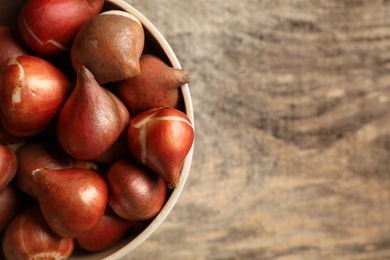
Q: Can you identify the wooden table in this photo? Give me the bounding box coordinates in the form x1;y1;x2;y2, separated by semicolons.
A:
124;0;390;259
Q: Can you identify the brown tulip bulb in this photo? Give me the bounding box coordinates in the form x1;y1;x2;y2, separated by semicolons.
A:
0;55;73;137
57;66;130;160
117;54;189;115
29;168;109;238
18;0;105;57
127;107;194;188
107;157;168;221
71;10;144;84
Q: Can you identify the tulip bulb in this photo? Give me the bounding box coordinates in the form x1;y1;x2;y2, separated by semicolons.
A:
127;107;194;188
18;0;105;57
0;55;73;137
57;66;130;160
107;157;168;221
29;167;109;238
71;10;144;84
117;54;190;115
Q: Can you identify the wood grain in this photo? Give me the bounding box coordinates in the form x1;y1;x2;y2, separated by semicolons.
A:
123;0;390;259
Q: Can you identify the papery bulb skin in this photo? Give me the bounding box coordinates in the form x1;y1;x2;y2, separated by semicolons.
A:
127;107;194;188
71;10;144;84
29;167;108;238
0;144;18;192
117;54;189;115
18;0;105;57
57;66;130;160
107;157;168;221
2;205;74;260
0;55;73;137
16;140;98;197
76;206;141;252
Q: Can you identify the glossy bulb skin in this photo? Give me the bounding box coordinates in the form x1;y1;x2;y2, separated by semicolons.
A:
30;168;108;238
57;66;130;160
107;157;168;221
0;55;73;137
127;107;194;188
18;0;105;57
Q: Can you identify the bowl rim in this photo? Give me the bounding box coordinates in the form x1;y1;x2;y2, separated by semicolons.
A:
91;0;194;259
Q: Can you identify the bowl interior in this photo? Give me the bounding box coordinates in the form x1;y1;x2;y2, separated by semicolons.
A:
0;0;194;259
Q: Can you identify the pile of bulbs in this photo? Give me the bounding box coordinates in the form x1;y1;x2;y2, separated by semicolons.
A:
0;0;194;258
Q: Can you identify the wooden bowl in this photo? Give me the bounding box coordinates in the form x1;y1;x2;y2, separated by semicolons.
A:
0;0;194;259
